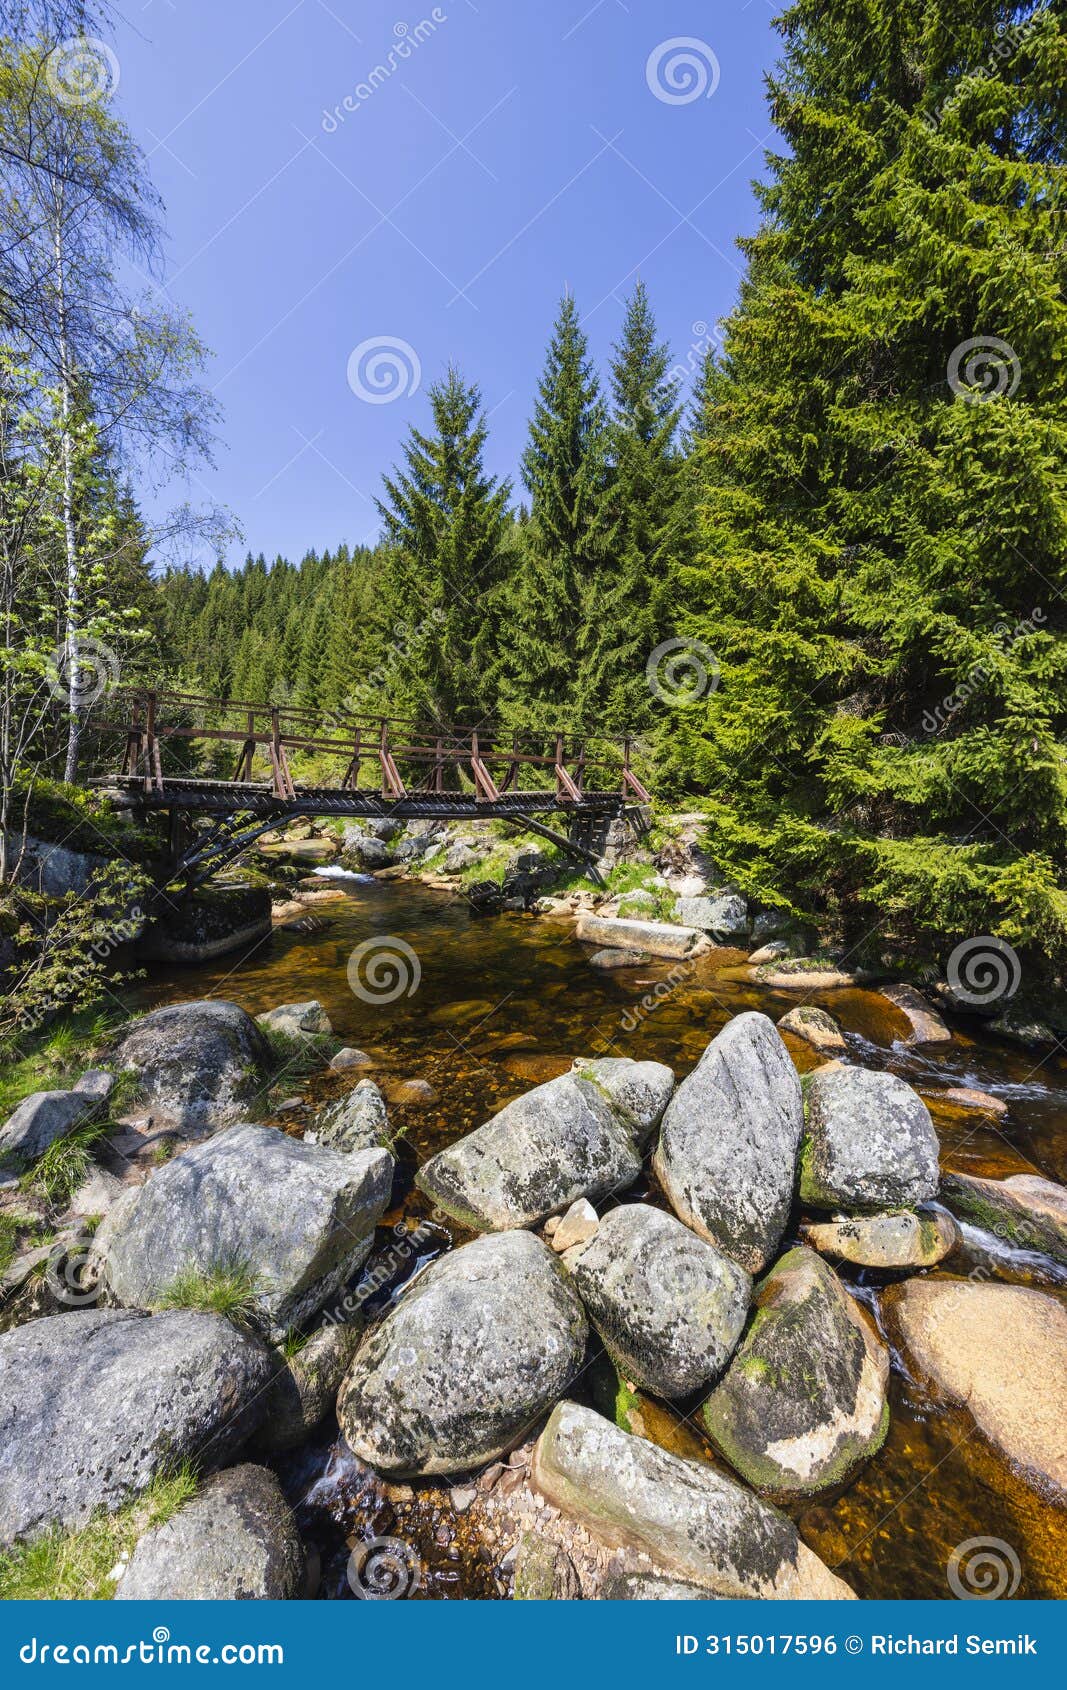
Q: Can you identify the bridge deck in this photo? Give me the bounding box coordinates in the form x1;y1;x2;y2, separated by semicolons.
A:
98;777;630;821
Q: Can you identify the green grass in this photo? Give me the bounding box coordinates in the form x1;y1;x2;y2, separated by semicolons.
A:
154;1261;264;1329
24;1119;114;1206
260;1025;334;1080
0;1465;198;1600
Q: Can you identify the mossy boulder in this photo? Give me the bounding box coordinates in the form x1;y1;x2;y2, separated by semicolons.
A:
800;1206;959;1269
703;1246;890;1499
800;1066;939;1212
940;1171;1067;1267
337;1231;588;1477
531;1401;855;1600
653;1013;804;1273
564;1204;750;1398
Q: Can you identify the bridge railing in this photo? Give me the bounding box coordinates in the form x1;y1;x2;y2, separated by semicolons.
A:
89;689;652;806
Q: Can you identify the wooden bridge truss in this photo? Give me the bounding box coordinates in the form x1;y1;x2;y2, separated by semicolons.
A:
90;690;653;890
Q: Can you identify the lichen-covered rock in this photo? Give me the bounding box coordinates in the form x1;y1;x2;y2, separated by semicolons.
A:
599;1570;717;1600
116;1465;305;1600
97;1124;392;1337
801;1207;959;1269
109;1001;271;1131
800;1066;939;1212
777;1006;847;1054
513;1532;581;1600
565;1205;750;1398
531;1402;855;1599
416;1074;644;1231
674;893;749;939
883;1279;1067;1499
338;1232;587;1477
312;1079;393;1155
256;1000;333;1040
653;1013;804;1273
569;1057;674;1144
256;1323;364;1452
940;1172;1067;1267
0;1089;96;1168
0;1309;273;1547
703;1247;889;1498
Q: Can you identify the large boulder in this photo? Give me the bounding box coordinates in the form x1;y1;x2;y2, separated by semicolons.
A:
940;1171;1067;1267
653;1014;804;1273
801;1207;959;1269
97;1124;392;1338
674;892;749;940
564;1204;750;1398
0;1089;95;1168
109;1001;272;1131
884;1280;1067;1499
416;1073;644;1231
569;1057;674;1145
0;1309;273;1547
703;1246;890;1497
116;1465;304;1600
312;1079;393;1156
531;1402;854;1600
800;1066;940;1211
338;1232;587;1476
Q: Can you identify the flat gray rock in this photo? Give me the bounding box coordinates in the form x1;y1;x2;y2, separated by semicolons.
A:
98;1124;392;1337
703;1246;890;1497
416;1074;644;1231
801;1066;939;1211
338;1231;587;1476
565;1205;750;1397
654;1013;804;1272
72;1070;115;1104
0;1309;273;1547
110;1001;272;1131
312;1079;392;1156
531;1402;855;1599
116;1465;304;1599
0;1090;95;1167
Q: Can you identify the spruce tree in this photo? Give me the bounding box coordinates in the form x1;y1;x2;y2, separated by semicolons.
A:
680;0;1067;966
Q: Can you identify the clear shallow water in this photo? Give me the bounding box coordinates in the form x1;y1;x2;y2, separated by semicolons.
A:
135;875;1067;1600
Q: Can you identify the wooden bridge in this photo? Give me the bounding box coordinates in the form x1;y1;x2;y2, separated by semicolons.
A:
91;689;652;889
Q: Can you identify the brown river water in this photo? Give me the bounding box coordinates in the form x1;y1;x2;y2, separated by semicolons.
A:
135;873;1067;1601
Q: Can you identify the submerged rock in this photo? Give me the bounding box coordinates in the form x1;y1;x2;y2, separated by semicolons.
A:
800;1066;939;1212
416;1072;644;1231
940;1172;1067;1267
879;984;952;1046
702;1247;890;1498
338;1232;587;1477
565;1204;750;1398
883;1279;1067;1499
531;1402;855;1600
312;1079;393;1156
588;947;649;970
653;1013;804;1273
777;1005;847;1054
0;1309;273;1547
109;1001;271;1131
801;1207;959;1269
116;1465;305;1600
97;1124;392;1337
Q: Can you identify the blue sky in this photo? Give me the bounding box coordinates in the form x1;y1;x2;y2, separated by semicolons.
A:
112;0;779;565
